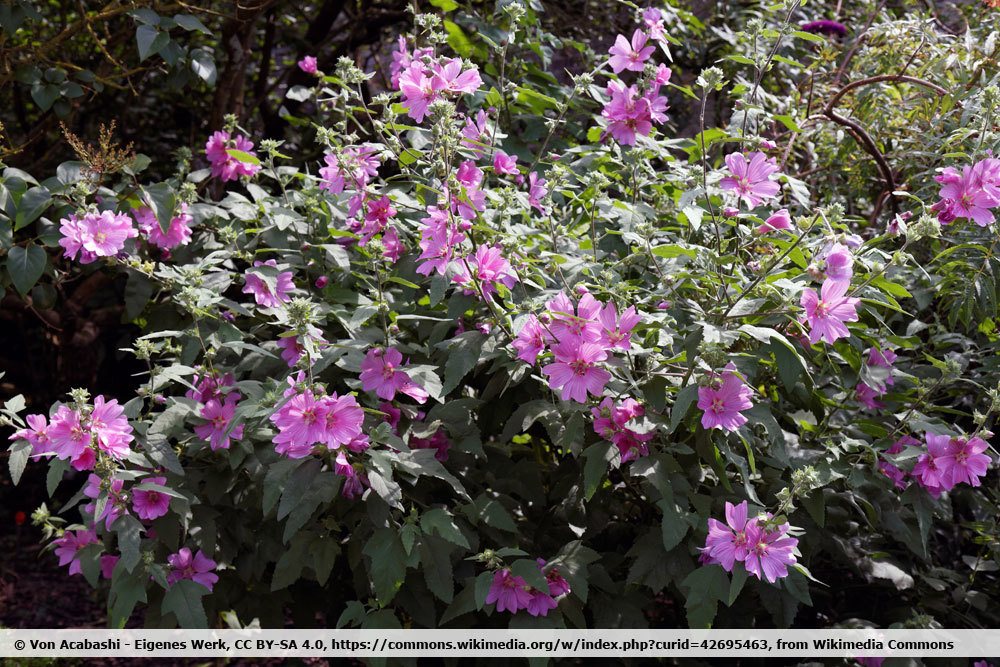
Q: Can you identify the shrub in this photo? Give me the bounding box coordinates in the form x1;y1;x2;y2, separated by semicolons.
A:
2;0;999;630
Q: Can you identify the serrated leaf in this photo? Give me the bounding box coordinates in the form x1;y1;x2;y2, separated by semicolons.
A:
162;580;208;628
421;508;470;549
115;514;144;573
7;440;31;485
363;528;408;605
419;534;455;603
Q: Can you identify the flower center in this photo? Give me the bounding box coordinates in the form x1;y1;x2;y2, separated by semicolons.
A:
570;359;591;376
815;299;830;317
711;397;725;414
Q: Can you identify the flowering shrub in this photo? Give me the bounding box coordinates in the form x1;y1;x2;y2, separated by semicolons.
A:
2;0;1000;632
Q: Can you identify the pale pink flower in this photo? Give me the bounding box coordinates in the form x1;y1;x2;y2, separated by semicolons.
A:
823;243;853;283
913;433;954;497
598;302;641;350
270;389;329;458
719;152;782;209
528;172;549;215
931;158;1000;226
697;363;754;432
47;406;91;461
60;211;138;262
702;501;752;571
542;341;611;403
431;58;483;95
512;314;550;364
744;520;798;583
89;395;133;459
453;244;519;299
461;110;490;156
382;226;404;263
399;61;443;123
134;204;193;250
319;393;365;449
547;291;603;344
608;29;655;73
937;435;991;488
758;208;792;234
9;413;50;454
800;279;860;345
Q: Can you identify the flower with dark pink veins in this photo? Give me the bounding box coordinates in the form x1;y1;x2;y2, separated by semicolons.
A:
607;29;655;73
485;569;532;614
54;528;99;576
431;58;483;95
359;347;429;403
937;435;991;488
697;363;754;432
799;278;860;345
398;61;443;123
720;151;782;209
702;500;752;571
598;302;641;350
758;208;792;234
512;314;550;364
167;548;219;591
743;520;798;583
542;341;611;403
132;476;172;521
912;433;954;497
242;259;295;308
547;291;603;344
205;130;261;181
194;394;243;451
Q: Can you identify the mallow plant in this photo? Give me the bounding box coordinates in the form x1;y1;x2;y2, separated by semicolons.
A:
2;0;999;631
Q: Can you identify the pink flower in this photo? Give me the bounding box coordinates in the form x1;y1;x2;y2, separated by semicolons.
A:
719;152;782;209
800;279;860;345
453;244;519;299
320;393;365;449
913;434;954;497
416;206;462;276
702;501;752;571
541;560;571;597
205;130;261;182
643;7;667;43
134;203;193;250
59;211;138;263
360;195;396;244
542;341;611;403
461;110;490;156
100;554;119;579
512;314;550;364
9;413;50;454
359;348;429;403
53;529;99;576
547;291;603;344
758;208;791;234
276;336;304;367
167;548;219;591
194;394;243;451
601;81;652;146
591;397;653;462
450;160;486;220
399;61;443;123
528;172;549;215
318;145;381;194
697;364;754;432
485;569;533;614
83;474;126;529
298;55;318;75
823;243;853;284
525;590;558;617
242;259;295;308
382;226;404;263
410;428;451;461
608;29;655;73
598;302;641;350
493;150;519;175
270;389;329;458
431;58;483;95
186;371;235;404
931;158;1000;226
133;475;171;521
936;435;991;488
744;520;798;583
47;406;91;461
89;395;133;459
879;436;917;490
855;383;884;410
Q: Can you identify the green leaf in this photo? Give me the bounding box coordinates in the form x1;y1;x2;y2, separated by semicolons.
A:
7;245;46;294
7;440;31;485
190;50;217;86
793;29;828;43
510;558;548;591
14;186;50;230
271;533;309;591
109;567;147;628
651;244;697;259
658;497;689;551
226;149;261;166
142;182;177;234
419;534;455;603
428;0;459;10
312;534;340;586
363;528;408;605
30;83;59;111
46;458;69;495
443;20;473;58
680;566;729;628
420;508;470;549
115;514;144;573
173;13;211;33
581;441;614;501
162;580;209;628
144;433;184;476
442;331;485;395
136;25;168;61
669;384;699;433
